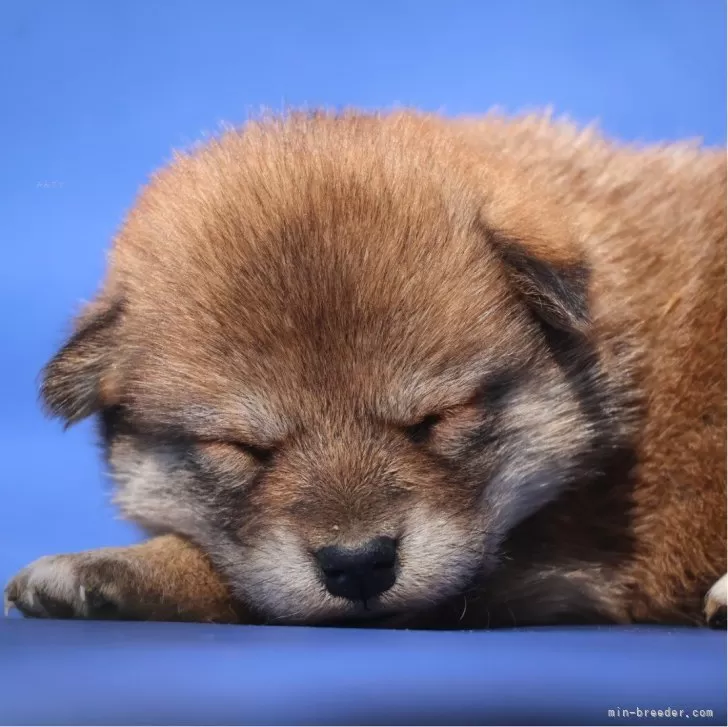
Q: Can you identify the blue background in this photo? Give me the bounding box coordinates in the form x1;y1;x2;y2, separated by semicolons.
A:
0;0;725;588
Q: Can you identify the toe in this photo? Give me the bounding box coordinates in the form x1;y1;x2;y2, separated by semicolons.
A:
704;573;727;629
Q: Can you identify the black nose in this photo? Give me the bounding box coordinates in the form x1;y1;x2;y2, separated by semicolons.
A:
315;537;398;602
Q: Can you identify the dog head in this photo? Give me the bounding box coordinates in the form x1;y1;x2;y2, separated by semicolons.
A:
40;111;629;624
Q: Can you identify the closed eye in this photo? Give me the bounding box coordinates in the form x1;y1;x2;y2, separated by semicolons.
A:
198;439;276;465
232;441;275;463
403;413;442;444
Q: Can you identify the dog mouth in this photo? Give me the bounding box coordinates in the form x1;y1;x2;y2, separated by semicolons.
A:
312;595;442;629
286;595;407;629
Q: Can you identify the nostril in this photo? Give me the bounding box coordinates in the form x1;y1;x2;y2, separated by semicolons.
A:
323;568;346;581
369;536;397;566
373;561;391;571
371;552;397;571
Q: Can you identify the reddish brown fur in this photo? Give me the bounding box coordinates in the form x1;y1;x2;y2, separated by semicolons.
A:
460;115;727;624
6;110;726;628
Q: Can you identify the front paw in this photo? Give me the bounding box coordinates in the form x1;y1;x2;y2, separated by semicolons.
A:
5;552;140;620
705;573;727;629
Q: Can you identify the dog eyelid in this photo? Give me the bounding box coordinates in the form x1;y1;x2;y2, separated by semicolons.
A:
200;439;276;464
403;413;442;443
234;441;275;462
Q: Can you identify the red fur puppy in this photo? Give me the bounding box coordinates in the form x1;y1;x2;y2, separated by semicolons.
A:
6;111;727;628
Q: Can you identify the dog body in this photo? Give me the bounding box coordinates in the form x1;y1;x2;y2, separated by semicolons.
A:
6;111;727;628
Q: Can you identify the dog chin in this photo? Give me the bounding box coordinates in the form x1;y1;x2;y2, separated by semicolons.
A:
273;581;471;628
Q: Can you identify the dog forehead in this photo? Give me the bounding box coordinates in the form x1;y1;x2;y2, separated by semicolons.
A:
123;248;518;431
121;233;522;436
116;114;527;426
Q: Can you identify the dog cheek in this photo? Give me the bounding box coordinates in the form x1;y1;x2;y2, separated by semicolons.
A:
385;504;486;608
481;381;591;535
108;437;225;543
217;525;346;623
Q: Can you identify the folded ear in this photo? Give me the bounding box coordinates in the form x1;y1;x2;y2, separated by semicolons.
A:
490;230;591;335
41;298;123;425
481;189;591;336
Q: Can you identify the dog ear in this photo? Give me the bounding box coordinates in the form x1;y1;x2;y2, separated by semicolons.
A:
490;230;590;335
41;298;123;425
481;186;591;336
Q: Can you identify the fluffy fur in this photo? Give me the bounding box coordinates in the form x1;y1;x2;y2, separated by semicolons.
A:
6;110;726;628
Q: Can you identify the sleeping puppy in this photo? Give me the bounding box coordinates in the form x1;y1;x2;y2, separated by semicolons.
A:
5;111;726;628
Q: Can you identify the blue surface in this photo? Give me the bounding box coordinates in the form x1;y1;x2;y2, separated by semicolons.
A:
1;3;726;726
0;620;726;726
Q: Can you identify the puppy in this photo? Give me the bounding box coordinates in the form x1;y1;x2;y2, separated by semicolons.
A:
6;110;726;628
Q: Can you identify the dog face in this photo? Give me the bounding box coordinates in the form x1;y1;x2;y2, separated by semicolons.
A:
41;112;623;624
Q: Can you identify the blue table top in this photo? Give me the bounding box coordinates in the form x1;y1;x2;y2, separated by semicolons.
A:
1;619;725;725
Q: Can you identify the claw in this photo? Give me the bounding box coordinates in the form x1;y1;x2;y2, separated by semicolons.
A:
704;574;727;629
3;592;15;617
